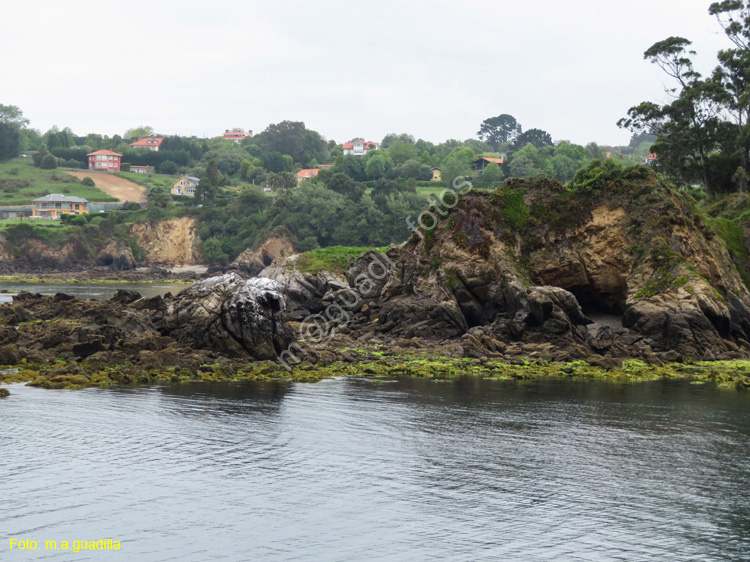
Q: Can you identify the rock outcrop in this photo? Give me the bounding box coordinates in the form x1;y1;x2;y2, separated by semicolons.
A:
96;241;136;270
0;274;295;373
155;273;293;359
230;236;296;276
310;172;750;363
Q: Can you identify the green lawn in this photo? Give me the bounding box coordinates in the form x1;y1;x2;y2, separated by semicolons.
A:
115;170;177;189
0;158;118;205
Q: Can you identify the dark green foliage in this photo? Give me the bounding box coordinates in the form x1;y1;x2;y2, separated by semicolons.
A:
121;201;143;211
0;123;22;161
70;215;87;226
147;185;171;208
39;154;57;170
262;151;291;173
514;128;553;149
201;237;230;264
619;3;750;194
477;114;521;149
482;162;503;183
81;176;95;187
158;160;178;175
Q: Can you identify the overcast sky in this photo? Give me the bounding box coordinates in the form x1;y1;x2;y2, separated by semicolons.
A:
1;0;730;146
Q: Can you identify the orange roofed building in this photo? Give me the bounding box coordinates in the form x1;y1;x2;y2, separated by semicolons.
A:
472;157;504;172
129;137;163;151
297;169;321;184
87;149;122;172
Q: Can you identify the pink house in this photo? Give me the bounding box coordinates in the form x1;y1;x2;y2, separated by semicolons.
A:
87;150;122;172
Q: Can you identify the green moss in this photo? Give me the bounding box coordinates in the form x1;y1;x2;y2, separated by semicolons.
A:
491;187;529;230
292;246;385;275
0;388;9;398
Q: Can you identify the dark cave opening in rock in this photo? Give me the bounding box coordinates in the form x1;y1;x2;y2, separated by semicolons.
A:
567;285;627;325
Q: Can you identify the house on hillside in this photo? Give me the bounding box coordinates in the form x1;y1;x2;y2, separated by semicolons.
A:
130;165;155;175
88;149;122;172
342;139;378;157
172;176;200;196
222;129;252;143
645;153;658;166
296;168;321;185
129;136;163;151
471;157;504;173
32;194;89;218
431;168;442;182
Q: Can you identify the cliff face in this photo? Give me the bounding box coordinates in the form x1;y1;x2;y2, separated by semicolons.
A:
129;217;202;267
0;217;203;272
346;172;750;362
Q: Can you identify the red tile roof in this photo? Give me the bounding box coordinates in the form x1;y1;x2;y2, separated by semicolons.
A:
342;140;379;150
646;153;658;160
297;169;321;178
87;150;122;156
130;137;163;147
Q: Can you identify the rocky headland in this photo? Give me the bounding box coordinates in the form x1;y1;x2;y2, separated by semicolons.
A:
2;170;750;391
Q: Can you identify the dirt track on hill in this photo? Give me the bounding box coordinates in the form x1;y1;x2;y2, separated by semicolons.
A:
64;171;147;203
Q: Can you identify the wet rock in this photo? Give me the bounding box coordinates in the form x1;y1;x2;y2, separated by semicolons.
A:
587;324;614;352
0;344;20;365
157;273;294;360
110;289;142;305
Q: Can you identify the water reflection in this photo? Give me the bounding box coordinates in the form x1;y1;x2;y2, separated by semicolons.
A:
0;281;186;303
1;377;748;561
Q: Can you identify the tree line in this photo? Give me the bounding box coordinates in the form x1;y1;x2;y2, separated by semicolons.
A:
619;1;750;195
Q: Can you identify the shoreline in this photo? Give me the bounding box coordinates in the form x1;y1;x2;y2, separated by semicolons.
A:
1;353;748;392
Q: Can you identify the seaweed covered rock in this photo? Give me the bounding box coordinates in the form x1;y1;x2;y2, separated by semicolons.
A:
156;273;294;359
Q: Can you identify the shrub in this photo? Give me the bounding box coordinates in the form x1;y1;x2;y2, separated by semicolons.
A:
81;176;95;187
69;215;87;226
40;154;58;170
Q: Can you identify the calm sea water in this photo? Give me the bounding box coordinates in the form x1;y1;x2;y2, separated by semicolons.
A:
1;377;749;561
0;282;185;303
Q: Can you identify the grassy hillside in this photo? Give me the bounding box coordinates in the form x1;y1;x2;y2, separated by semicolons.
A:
115;170;177;189
0;158;118;205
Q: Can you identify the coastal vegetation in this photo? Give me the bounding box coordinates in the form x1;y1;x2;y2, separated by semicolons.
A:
1;354;748;391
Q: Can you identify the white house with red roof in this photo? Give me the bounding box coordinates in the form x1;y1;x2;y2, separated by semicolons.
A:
87;149;122;171
342;139;378;157
130;136;163;151
296;168;321;185
645;153;658;166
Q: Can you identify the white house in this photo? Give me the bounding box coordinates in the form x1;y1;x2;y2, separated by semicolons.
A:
342;139;378;157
